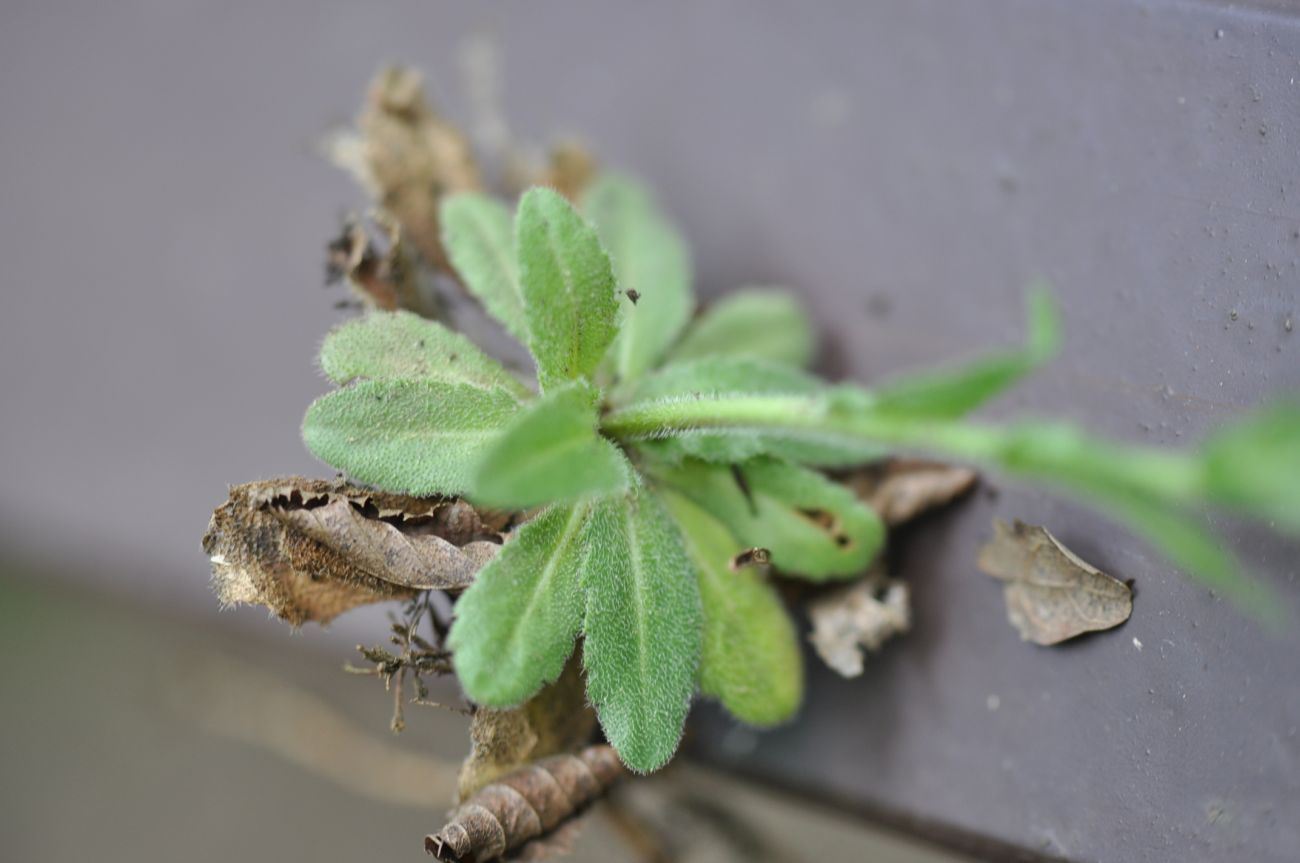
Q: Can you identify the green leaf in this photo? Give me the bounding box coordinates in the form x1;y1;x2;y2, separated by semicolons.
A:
516;186;620;389
1102;492;1282;626
319;310;528;397
867;286;1059;419
470;381;631;508
449;503;593;707
302;379;519;495
659;488;802;726
440;193;529;345
581;492;702;772
1200;401;1300;534
668;289;815;368
584;174;693;381
651;457;884;580
618;357;882;467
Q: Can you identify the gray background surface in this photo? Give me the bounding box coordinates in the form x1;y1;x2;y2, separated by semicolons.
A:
1;1;1298;861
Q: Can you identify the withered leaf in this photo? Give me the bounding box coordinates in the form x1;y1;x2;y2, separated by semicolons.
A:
978;519;1133;646
325;66;481;272
428;745;624;862
845;459;978;526
806;571;910;678
202;478;512;626
325;214;430;316
458;653;596;802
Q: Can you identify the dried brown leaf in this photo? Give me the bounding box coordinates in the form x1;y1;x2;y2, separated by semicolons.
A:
806;570;910;677
428;745;624;862
845;459;978;526
325;214;432;315
978;519;1133;646
202;478;512;626
458;653;597;801
327;66;481;272
539;141;597;203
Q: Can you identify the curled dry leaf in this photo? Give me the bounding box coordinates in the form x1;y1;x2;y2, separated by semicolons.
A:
845;459;978;526
325;214;429;315
202;477;512;626
326;66;481;271
806;570;911;678
428;745;624;863
458;654;597;801
978;519;1133;646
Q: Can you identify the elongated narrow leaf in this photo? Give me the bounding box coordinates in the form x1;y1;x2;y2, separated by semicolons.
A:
582;492;702;772
668;289;814;368
1200;401;1300;534
652;457;883;580
319;310;528;397
620;357;883;466
516;187;620;389
470;381;631;508
440;193;529;344
584;175;693;381
868;286;1059;419
303;379;519;495
659;488;802;726
449;503;593;706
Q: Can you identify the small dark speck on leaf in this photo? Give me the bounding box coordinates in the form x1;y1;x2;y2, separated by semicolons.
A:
625;289;641;304
730;547;771;570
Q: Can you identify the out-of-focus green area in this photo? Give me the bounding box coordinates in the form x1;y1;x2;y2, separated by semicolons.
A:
0;559;959;863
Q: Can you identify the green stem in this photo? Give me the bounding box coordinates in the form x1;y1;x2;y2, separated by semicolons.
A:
601;394;1205;507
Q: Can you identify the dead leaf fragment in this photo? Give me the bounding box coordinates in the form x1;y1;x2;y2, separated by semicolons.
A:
978;519;1132;646
428;745;624;862
202;478;512;626
326;214;433;316
458;654;597;801
325;66;481;272
807;571;910;677
845;459;978;526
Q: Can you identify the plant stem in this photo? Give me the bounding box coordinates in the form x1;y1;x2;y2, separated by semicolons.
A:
601;394;1205;508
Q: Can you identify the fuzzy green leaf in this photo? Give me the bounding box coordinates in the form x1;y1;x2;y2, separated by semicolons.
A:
584;174;693;381
449;503;593;707
868;286;1059;419
516;186;620;389
470;381;631;508
581;492;702;772
319;310;528;397
652;457;884;580
659;488;802;726
440;193;529;345
668;289;815;368
620;357;882;467
1200;402;1300;534
303;379;519;495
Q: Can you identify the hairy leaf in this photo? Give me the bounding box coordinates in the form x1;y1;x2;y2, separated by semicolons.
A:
319;310;528;397
450;504;594;707
867;287;1059;419
584;174;693;381
516;187;620;389
668;289;815;368
303;379;519;495
652;457;884;580
620;357;883;466
440;192;530;344
470;382;630;509
1200;401;1300;534
659;489;801;726
581;493;702;772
